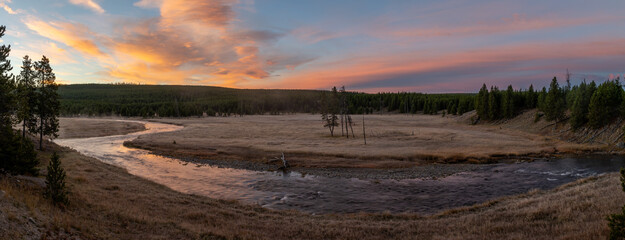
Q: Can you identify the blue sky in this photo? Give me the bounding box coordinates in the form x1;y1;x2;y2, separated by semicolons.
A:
1;0;624;92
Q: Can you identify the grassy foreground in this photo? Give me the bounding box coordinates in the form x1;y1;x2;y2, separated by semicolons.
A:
0;137;623;239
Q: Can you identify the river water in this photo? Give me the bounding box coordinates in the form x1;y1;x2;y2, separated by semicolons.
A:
55;120;625;214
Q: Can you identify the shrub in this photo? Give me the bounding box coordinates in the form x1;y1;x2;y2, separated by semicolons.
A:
607;168;625;240
44;152;69;206
0;126;38;175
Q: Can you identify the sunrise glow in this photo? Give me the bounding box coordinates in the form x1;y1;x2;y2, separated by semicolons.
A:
2;0;624;92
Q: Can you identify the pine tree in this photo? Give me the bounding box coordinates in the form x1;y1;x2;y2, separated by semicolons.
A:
526;84;536;108
44;152;68;206
16;55;37;138
475;84;489;120
569;81;590;129
488;86;500;120
0;25;18;174
502;85;515;118
588;80;623;128
34;56;60;150
537;87;547;111
0;25;13;128
544;77;565;122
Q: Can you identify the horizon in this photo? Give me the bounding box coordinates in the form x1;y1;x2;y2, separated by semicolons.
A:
1;0;625;93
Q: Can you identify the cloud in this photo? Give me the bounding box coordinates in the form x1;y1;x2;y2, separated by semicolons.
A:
271;38;625;92
12;41;77;65
69;0;105;14
159;0;235;29
0;0;19;14
377;14;617;39
134;0;162;8
23;18;105;56
292;27;344;44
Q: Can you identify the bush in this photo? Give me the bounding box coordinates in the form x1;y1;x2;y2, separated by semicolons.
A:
607;168;625;240
44;152;68;206
0;126;38;175
534;112;543;123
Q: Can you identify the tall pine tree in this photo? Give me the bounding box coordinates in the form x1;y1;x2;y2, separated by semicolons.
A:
34;56;60;150
475;84;489;120
569;81;591;129
16;55;37;138
544;77;565;123
588;79;623;128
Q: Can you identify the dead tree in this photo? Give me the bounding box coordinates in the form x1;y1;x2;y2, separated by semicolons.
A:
340;114;344;136
278;153;289;170
348;115;355;138
270;152;290;170
362;114;367;145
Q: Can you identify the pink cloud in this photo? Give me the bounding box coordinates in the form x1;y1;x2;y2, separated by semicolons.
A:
268;37;625;91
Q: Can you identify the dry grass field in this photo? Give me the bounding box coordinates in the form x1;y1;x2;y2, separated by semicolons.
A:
1;117;622;239
129;113;598;169
58;118;145;139
0;137;623;239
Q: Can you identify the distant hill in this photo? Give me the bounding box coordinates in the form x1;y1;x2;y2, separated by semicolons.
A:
58;84;474;117
59;84;324;117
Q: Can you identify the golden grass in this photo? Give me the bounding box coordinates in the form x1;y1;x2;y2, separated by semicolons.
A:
128;113;595;168
58;118;145;139
1;141;623;239
1;115;621;239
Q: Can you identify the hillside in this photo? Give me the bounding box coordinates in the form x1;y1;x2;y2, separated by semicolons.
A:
58;84;324;117
58;84;475;117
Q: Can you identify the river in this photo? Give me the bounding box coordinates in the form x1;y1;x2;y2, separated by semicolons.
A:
55;120;625;214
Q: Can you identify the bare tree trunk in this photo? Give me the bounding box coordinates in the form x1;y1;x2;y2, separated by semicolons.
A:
22;119;26;138
39;117;43;150
345;114;349;138
362;114;366;145
340;114;344;136
349;115;355;138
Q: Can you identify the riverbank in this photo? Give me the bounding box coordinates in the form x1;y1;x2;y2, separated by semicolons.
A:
58;118;145;139
1;136;623;239
123;113;601;171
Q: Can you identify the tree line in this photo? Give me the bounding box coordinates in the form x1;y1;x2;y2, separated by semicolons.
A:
0;25;60;174
59;84;476;117
474;74;625;129
0;25;67;206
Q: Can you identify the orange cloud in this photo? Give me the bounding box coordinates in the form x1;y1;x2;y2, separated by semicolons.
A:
0;0;18;14
69;0;105;14
100;0;280;86
23;18;105;56
159;0;234;30
12;42;77;65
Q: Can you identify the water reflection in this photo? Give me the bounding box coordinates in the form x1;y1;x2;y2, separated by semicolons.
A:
55;120;625;214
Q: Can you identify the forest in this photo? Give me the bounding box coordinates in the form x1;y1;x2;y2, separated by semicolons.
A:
58;84;475;117
59;74;625;132
475;75;625;129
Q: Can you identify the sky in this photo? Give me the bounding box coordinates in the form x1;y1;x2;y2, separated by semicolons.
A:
1;0;624;93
